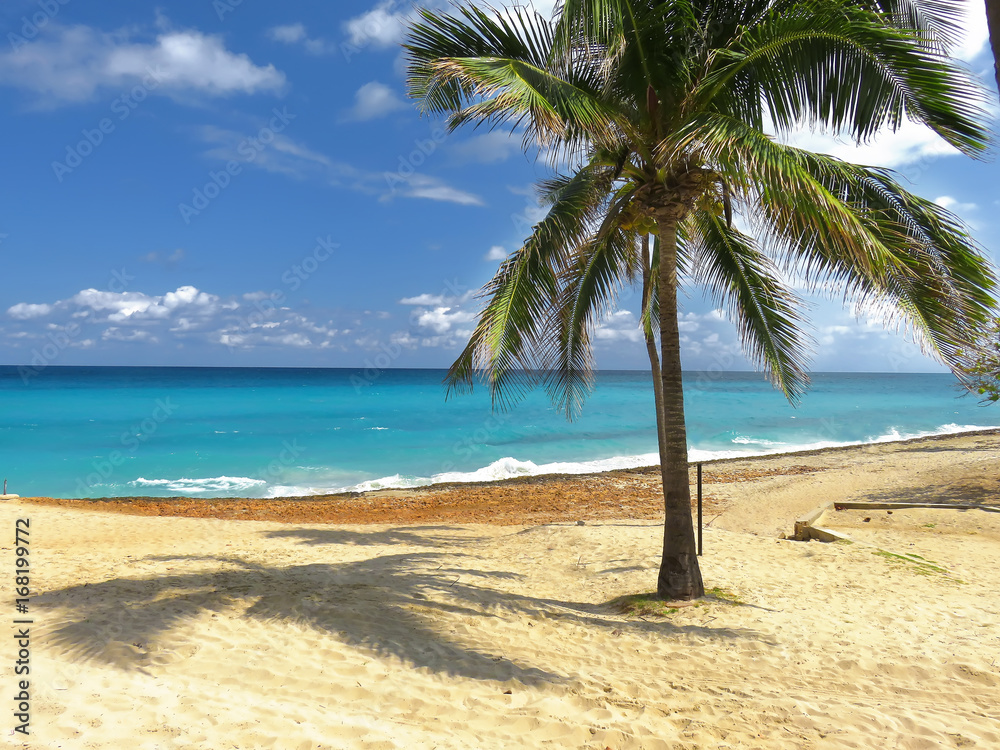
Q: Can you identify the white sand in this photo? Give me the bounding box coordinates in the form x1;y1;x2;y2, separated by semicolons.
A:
4;434;1000;749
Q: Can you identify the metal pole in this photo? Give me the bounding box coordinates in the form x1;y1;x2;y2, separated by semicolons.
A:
697;463;703;556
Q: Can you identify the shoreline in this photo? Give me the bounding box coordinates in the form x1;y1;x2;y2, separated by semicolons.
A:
19;428;1000;532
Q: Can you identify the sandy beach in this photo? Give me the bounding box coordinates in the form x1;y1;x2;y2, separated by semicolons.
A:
5;431;1000;749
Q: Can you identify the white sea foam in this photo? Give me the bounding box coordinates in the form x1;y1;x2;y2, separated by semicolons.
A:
131;476;267;494
690;423;999;463
731;435;787;446
338;453;663;495
233;422;1000;499
324;422;998;497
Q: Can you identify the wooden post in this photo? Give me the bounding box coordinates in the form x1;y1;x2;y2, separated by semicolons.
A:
697;463;703;556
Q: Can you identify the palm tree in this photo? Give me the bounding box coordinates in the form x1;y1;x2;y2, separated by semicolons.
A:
987;0;1000;94
404;0;997;600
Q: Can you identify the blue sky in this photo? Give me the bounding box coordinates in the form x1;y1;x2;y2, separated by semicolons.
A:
0;0;997;374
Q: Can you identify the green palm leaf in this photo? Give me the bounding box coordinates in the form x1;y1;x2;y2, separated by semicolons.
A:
688;208;811;401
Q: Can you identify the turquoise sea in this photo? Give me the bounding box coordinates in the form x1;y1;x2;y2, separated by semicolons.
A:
0;366;996;499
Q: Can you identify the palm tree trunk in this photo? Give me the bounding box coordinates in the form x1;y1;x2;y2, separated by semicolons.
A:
988;0;1000;96
641;234;667;460
654;213;704;601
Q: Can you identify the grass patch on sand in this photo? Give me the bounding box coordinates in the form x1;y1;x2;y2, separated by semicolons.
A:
872;549;961;581
612;593;683;617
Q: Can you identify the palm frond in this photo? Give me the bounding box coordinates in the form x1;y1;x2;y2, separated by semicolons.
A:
444;163;615;409
688;208;811;401
406;3;623;148
701;0;991;156
545;224;642;417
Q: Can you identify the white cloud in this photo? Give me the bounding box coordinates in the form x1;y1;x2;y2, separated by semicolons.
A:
267;23;335;55
954;0;990;63
934;195;978;214
2;285;347;354
68;285;222;322
413;306;476;334
595;310;642;343
776;118;960;172
0;23;285;105
197;122;481;206
7;303;52;320
382;172;484;206
394;286;479;348
101;327;157;343
399;289;474;307
484;245;507;261
346;81;407;121
399;293;447;306
389;331;419;348
197;125;357;183
268;23;307;44
344;1;410;49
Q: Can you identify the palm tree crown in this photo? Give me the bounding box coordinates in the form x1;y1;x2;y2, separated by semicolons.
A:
405;0;997;599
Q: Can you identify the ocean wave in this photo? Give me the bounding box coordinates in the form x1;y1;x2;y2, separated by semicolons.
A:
336;453;664;495
730;435;787;446
227;422;1000;499
338;423;998;496
691;423;1000;462
130;476;267;494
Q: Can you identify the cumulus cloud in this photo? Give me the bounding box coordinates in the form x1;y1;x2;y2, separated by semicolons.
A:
484;245;507;261
345;81;407;121
413;306;476;334
2;284;352;353
62;285;224;323
0;23;285;105
343;1;410;49
595;310;642;343
7;303;52;320
393;287;478;348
